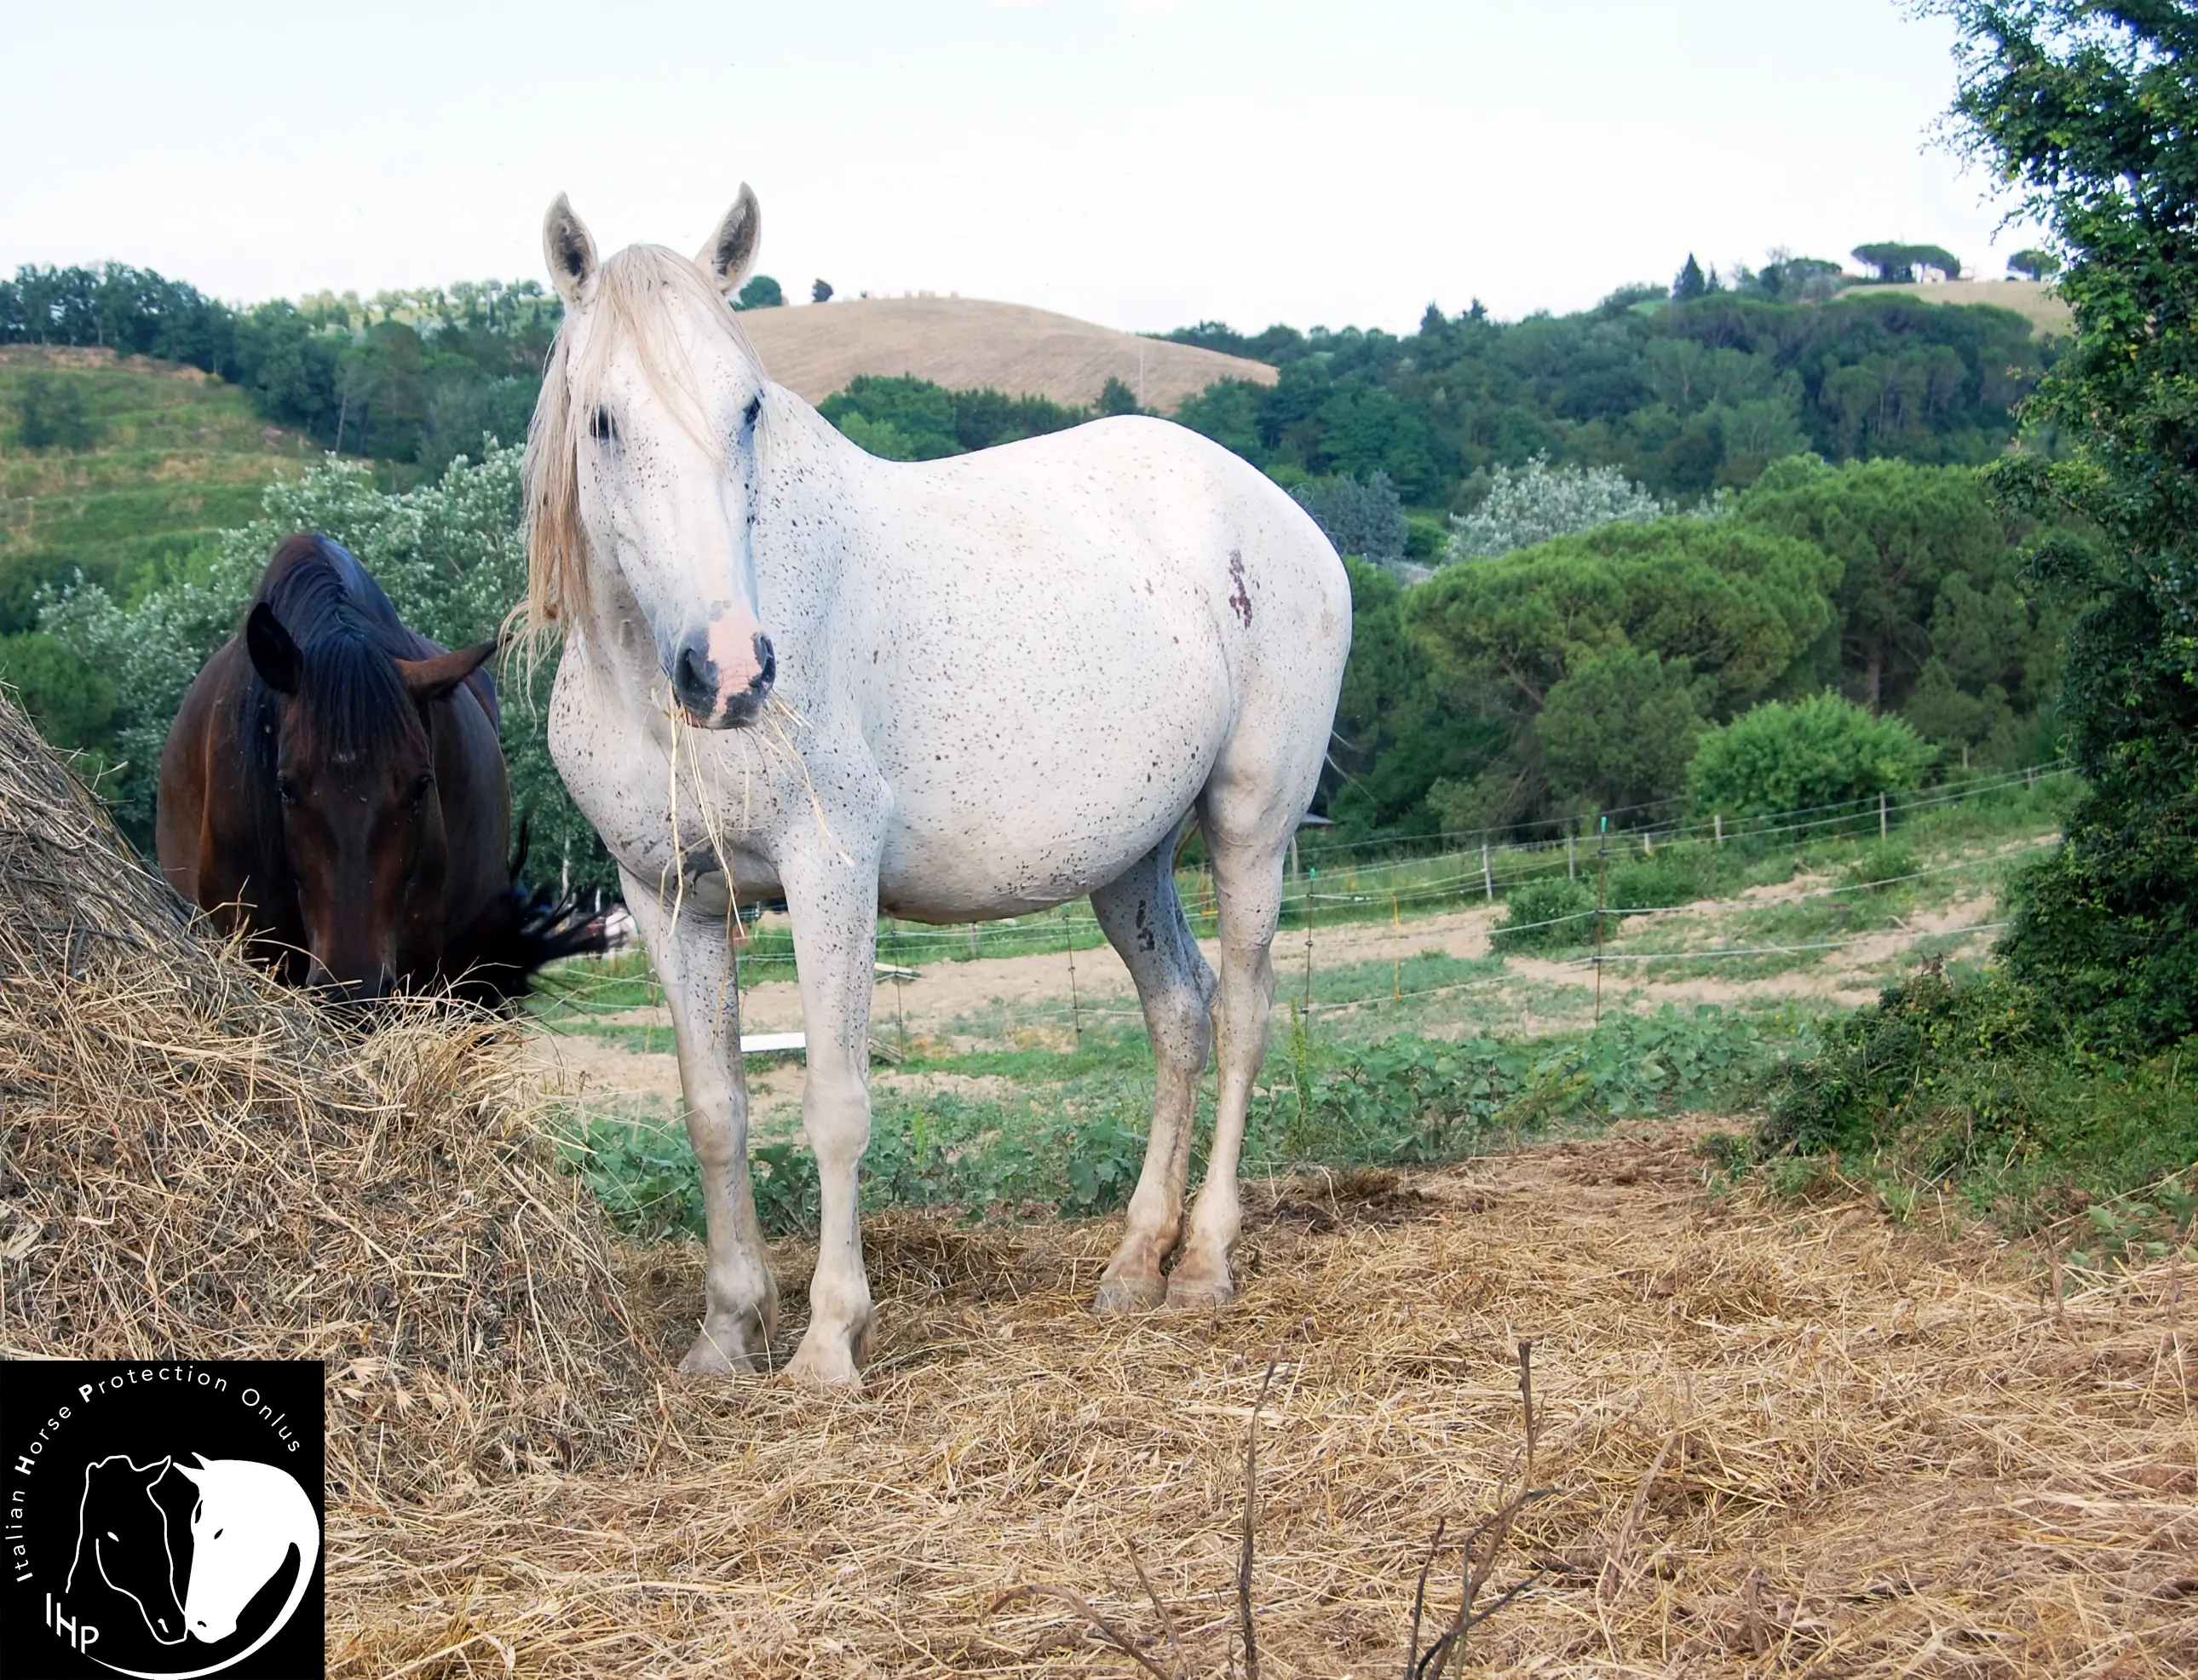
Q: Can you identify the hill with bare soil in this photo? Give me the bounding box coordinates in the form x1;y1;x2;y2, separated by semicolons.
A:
736;295;1278;411
1842;278;2072;336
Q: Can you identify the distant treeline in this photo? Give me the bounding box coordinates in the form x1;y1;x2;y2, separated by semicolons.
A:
7;262;2055;522
0;262;559;471
1159;286;2054;532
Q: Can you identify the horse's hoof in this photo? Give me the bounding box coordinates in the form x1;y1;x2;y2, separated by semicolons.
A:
783;1340;864;1390
1093;1274;1167;1315
1163;1270;1237;1312
677;1326;766;1376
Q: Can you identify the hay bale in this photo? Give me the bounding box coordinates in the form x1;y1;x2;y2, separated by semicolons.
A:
0;689;654;1502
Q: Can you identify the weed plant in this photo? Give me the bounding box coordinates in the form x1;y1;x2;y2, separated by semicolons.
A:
1763;965;2198;1236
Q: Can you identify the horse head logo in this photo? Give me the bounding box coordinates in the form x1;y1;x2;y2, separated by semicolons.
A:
67;1454;187;1646
174;1454;320;1652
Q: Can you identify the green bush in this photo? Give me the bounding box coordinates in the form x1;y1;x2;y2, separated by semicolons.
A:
1688;692;1935;820
1843;845;1919;893
0;631;115;752
1602;845;1728;912
1491;875;1597;952
14;373;99;451
1764;966;2198;1225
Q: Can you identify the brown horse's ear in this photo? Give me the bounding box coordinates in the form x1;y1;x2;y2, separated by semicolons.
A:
246;603;301;695
397;640;497;704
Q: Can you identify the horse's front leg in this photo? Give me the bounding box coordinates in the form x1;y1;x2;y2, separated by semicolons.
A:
780;849;883;1389
619;867;779;1373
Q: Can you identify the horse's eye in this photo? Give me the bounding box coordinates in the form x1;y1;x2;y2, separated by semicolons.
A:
742;395;762;429
412;772;434;803
106;1530;118;1542
276;776;299;807
211;1528;223;1539
589;406;617;443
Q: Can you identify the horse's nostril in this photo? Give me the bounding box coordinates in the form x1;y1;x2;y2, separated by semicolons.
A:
752;633;775;692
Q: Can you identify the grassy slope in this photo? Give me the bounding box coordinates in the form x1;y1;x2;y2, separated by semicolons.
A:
0;346;317;616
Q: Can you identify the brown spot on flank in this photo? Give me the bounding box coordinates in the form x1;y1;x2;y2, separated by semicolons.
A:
1226;549;1252;628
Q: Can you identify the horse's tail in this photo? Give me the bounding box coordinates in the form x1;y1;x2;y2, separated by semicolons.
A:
446;875;611;1007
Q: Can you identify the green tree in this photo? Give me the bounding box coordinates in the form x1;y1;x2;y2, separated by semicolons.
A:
1538;645;1713;813
811;279;834;303
1686;691;1935;819
1672;255;1710;302
1930;0;2198;1049
1324;558;1510;836
14;373;97;449
1852;241;1965;282
1735;456;2057;757
2005;247;2061;280
0;630;115;754
1406;515;1838;719
1096;376;1142;417
734;274;784;311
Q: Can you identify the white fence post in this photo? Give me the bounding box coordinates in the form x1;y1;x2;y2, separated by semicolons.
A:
1482;840;1493;900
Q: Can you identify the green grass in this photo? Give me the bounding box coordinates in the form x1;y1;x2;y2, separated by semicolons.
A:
555;1002;1810;1242
1741;967;2198;1253
0;349;320;630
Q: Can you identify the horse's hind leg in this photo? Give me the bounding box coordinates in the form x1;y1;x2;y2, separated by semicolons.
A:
619;866;780;1373
1090;828;1216;1313
1165;783;1293;1310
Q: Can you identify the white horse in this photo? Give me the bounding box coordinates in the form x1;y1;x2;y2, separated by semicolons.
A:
174;1455;319;1654
527;188;1349;1387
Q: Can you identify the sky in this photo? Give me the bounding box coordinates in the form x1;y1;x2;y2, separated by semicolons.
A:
2;0;2040;336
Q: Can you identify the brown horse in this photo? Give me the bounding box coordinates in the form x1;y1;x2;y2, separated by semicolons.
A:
157;533;602;1002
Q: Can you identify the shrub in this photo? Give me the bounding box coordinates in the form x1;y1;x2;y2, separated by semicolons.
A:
14;373;98;451
1491;875;1597;952
0;631;115;752
1688;692;1935;820
1445;454;1661;562
1602;848;1725;912
1843;845;1919;893
1763;966;2198;1223
1290;471;1407;568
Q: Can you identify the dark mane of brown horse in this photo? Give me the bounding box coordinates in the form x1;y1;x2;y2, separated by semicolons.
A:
233;537;457;918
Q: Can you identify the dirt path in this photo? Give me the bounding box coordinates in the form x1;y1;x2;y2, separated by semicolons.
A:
527;868;2012;1107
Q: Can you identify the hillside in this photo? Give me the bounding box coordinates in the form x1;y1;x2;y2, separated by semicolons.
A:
0;345;314;631
736;295;1278;411
1845;278;2072;335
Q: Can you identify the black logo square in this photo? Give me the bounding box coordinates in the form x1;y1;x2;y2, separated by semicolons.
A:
0;1360;325;1680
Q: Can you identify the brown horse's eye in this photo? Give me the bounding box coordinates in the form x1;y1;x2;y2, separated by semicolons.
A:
276;776;299;808
589;406;617;443
411;772;434;804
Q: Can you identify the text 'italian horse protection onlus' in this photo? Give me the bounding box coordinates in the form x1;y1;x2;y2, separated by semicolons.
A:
527;187;1349;1387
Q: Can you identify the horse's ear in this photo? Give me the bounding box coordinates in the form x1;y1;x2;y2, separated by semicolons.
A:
246;604;301;696
696;184;762;299
175;1459;206;1487
397;639;497;704
544;194;598;308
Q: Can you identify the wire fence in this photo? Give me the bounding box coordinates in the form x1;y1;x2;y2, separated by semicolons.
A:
534;764;2062;1044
